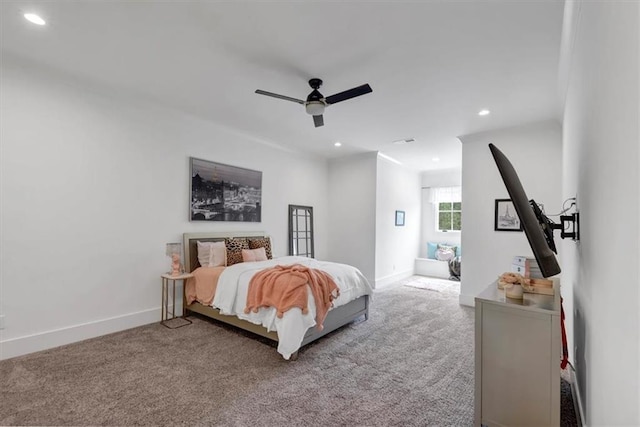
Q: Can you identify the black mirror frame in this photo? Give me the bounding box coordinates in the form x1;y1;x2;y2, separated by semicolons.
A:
288;205;314;258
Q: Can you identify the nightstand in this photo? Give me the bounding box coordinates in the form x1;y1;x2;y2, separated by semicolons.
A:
161;272;194;329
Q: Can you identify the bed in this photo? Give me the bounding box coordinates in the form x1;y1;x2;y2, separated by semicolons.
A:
182;232;373;360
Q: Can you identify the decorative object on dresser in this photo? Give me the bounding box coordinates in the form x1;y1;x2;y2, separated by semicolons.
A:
182;231;373;360
165;242;183;276
189;157;262;222
510;255;554;295
494;198;522;231
395;210;405;226
497;272;525;299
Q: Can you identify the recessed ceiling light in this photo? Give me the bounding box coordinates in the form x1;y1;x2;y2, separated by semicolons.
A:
24;13;46;26
432;157;440;162
334;142;342;147
478;109;490;116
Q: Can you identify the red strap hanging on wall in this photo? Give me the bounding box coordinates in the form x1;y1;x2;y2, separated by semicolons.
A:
561;297;569;369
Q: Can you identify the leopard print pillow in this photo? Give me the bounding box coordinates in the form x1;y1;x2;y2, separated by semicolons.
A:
248;237;273;259
225;238;249;266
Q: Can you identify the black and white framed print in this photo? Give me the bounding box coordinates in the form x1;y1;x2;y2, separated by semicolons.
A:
190;157;262;222
494;199;522;231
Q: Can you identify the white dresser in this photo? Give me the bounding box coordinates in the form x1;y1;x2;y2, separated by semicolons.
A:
474;281;561;426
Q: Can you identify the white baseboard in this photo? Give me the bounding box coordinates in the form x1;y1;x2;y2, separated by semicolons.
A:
458;293;475;307
375;269;414;289
0;307;163;360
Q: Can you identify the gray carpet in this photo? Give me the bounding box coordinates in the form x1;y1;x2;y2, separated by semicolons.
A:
0;278;578;426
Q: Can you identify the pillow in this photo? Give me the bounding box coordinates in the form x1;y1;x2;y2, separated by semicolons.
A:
435;246;456;261
427;242;439;259
248;237;273;259
196;241;215;267
241;247;268;262
207;241;227;267
439;243;458;254
225;238;249;266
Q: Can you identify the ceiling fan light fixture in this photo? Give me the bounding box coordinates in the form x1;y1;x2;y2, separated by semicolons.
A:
305;101;325;116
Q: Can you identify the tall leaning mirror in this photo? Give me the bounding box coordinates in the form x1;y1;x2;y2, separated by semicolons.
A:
288;205;314;258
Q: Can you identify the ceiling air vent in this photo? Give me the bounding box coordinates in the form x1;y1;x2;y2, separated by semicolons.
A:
392;138;415;145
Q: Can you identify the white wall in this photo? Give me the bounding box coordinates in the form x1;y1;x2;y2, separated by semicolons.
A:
420;168;462;258
560;1;639;424
458;120;562;306
0;56;329;359
375;155;421;287
327;153;377;285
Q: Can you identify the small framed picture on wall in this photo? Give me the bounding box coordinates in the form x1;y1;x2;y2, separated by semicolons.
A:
395;210;405;226
494;199;522;231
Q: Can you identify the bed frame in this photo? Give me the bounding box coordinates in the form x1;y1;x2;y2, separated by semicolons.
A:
182;232;370;358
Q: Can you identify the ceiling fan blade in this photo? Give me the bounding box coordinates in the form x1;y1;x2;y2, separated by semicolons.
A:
313;115;324;127
255;89;305;105
325;84;372;105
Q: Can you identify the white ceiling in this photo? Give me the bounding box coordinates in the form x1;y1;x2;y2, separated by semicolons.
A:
0;1;565;171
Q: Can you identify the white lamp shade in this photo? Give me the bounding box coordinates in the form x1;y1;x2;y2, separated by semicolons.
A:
305;101;325;116
166;242;182;256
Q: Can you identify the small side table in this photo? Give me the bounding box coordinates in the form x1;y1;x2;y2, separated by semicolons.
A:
161;272;194;329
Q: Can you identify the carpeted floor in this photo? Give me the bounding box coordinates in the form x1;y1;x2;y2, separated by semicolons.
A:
0;276;578;426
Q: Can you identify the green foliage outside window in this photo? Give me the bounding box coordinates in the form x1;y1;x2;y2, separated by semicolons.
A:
438;202;462;231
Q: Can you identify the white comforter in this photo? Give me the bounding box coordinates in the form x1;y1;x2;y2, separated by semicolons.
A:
211;256;373;359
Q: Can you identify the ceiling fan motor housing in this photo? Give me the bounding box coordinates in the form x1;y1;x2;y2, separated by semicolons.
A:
306;78;326;115
306;89;324;103
308;78;323;89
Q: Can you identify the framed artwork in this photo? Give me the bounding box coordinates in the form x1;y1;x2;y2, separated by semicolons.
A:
494;199;522;231
395;210;405;226
189;157;262;222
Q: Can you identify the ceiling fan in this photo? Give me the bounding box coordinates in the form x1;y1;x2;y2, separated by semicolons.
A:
255;78;373;127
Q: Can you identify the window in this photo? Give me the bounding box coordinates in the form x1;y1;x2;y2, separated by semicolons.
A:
438;202;462;231
428;186;462;232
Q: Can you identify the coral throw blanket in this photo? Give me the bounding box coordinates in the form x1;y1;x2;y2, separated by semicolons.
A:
244;264;340;331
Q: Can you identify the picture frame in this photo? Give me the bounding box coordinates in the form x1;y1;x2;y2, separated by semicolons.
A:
395;210;405;226
494;199;522;231
189;157;262;222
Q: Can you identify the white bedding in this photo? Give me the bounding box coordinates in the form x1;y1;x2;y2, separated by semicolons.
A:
211;256;373;359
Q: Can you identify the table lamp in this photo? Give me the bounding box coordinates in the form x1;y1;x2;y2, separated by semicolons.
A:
165;243;183;276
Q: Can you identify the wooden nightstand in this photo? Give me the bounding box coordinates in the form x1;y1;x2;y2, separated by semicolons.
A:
161;272;194;329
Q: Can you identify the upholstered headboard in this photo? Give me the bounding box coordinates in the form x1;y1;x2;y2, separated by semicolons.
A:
182;231;268;273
